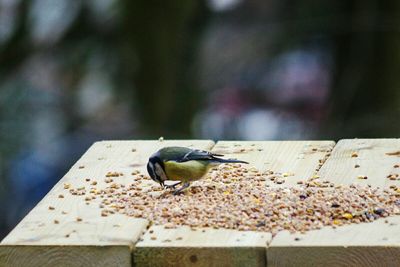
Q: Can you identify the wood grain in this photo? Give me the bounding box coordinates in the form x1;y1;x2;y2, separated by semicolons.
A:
213;140;335;187
0;246;131;267
318;138;400;187
268;246;400;267
0;140;214;267
134;226;269;267
134;140;334;267
268;139;400;267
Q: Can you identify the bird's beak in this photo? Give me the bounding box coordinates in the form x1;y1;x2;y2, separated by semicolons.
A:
160;181;165;188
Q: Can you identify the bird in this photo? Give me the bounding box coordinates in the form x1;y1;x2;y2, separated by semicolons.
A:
146;146;248;195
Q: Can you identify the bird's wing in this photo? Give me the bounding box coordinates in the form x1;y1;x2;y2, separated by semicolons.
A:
178;149;223;162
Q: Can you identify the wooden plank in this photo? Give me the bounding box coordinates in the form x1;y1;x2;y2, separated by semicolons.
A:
134;226;269;267
0;140;214;267
213;140;335;187
0;246;131;267
268;139;400;267
318;138;400;187
268;217;400;267
134;140;334;267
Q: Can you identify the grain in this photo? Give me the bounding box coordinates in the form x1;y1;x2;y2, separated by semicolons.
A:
66;165;400;236
386;151;400;156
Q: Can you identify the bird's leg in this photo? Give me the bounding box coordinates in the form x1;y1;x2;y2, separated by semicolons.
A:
165;181;182;190
173;182;190;195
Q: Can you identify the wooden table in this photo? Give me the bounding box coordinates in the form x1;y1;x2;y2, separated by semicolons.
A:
1;139;400;266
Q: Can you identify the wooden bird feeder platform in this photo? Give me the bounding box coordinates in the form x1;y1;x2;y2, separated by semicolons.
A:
1;139;400;266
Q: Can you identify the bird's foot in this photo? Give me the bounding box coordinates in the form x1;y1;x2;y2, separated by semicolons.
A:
172;182;190;195
165;181;182;190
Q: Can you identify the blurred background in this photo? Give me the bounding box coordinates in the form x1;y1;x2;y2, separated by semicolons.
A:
1;0;400;239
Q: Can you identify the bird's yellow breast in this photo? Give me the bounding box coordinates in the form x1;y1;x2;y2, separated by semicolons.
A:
164;160;214;182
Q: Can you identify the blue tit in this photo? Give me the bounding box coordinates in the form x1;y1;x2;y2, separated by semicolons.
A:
146;146;248;195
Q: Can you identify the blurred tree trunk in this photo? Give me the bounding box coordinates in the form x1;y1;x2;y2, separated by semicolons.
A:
121;0;206;137
283;1;400;138
328;0;400;137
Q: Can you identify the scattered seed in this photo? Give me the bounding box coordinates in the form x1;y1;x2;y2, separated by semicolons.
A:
150;236;157;240
76;217;82;222
386;151;400;156
373;208;385;215
354;164;360;168
54;220;59;224
106;172;120;178
342;213;353;219
58;194;64;198
351;152;358;157
79;166;85;169
48;206;55;210
64;162;400;237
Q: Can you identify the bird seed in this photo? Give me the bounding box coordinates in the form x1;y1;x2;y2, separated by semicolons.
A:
67;164;400;236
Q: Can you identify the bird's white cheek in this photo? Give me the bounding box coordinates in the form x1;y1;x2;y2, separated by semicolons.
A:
155;163;168;181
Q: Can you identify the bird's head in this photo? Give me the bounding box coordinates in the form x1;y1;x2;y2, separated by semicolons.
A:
147;153;166;188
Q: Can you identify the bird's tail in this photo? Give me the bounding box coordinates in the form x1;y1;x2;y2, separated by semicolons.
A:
214;158;248;164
